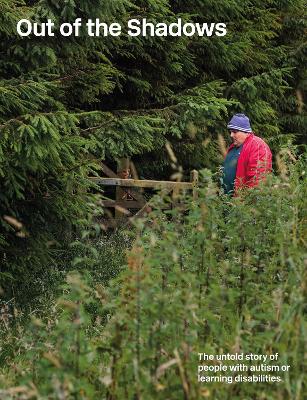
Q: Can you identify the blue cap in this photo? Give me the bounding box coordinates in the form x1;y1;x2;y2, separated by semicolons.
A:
227;114;252;133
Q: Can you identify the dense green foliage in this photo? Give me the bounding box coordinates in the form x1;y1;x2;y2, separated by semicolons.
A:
0;1;306;398
0;0;306;294
0;153;306;399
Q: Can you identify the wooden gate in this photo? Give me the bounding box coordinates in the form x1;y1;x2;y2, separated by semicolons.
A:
89;159;198;226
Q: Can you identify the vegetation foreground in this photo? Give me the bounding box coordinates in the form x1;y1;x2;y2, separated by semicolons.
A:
0;1;306;398
0;153;306;400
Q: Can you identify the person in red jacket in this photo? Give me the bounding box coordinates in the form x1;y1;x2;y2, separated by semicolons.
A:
222;114;272;195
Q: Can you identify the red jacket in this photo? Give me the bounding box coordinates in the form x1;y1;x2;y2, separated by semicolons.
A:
227;133;272;193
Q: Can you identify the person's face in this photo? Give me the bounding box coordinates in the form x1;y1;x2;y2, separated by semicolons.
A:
230;130;248;147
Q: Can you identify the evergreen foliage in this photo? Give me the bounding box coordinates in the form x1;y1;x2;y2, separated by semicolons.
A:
0;0;306;302
0;1;305;396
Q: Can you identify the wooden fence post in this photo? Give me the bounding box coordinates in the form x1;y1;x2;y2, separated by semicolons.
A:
115;158;130;220
190;170;199;200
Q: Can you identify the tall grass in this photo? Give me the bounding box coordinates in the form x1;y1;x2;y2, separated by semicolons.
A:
0;153;306;399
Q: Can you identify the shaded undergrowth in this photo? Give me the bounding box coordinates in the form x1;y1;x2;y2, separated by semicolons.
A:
0;153;306;399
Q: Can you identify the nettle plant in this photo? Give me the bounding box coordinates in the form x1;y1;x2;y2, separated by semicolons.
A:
0;153;305;400
98;154;306;399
